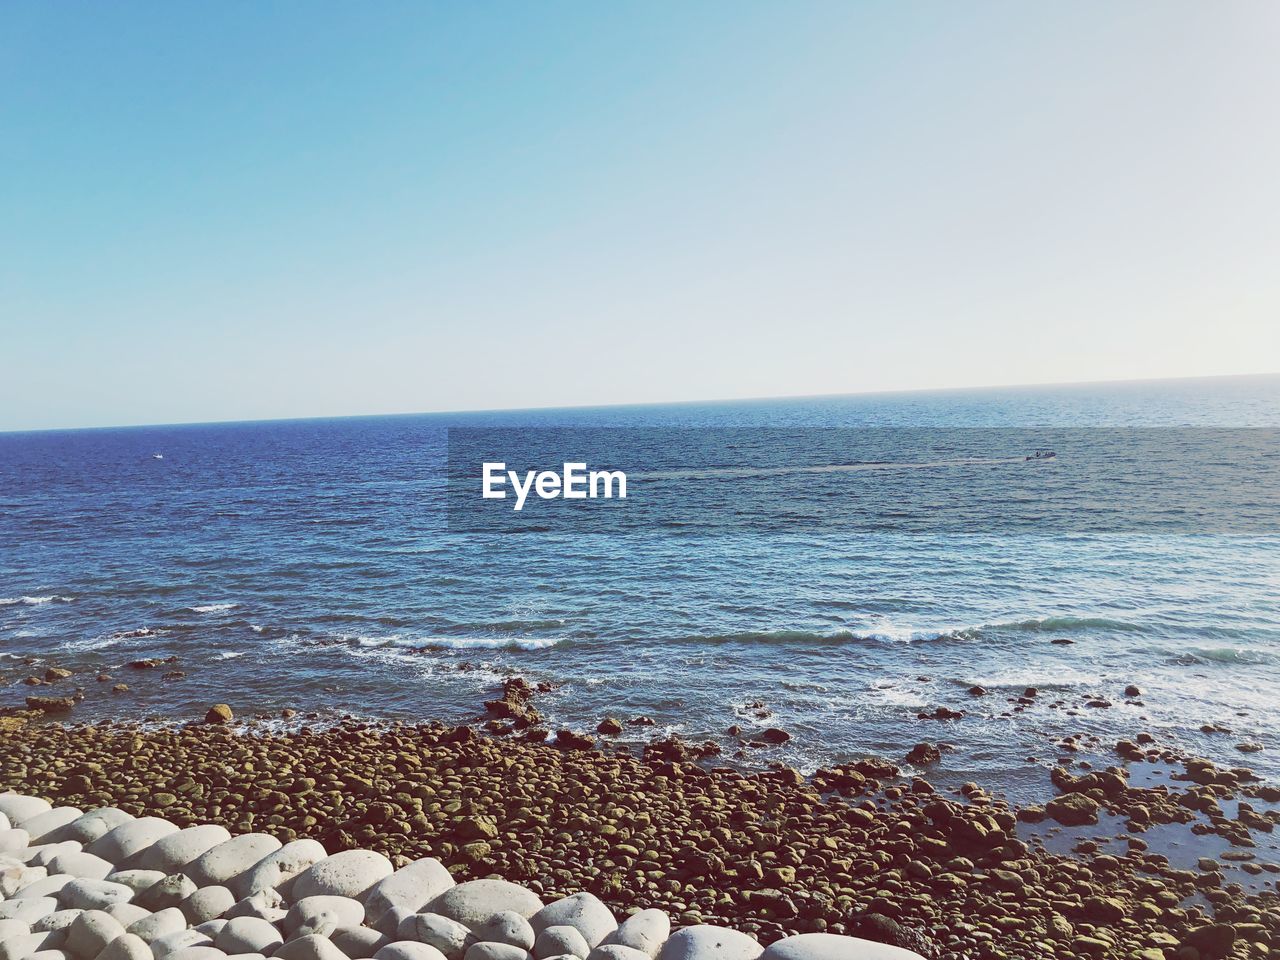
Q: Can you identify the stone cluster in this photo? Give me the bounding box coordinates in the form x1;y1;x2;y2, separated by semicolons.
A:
0;792;922;960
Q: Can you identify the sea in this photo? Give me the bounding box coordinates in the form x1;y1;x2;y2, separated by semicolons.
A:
3;375;1279;802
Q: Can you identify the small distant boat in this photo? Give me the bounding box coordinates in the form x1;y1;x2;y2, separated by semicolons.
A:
1025;449;1056;460
152;453;164;460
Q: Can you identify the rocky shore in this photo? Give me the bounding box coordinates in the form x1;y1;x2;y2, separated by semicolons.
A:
0;702;1277;960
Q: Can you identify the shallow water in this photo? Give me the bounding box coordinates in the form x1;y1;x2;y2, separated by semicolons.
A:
2;375;1279;800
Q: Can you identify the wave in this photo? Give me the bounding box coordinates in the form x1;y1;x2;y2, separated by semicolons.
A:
215;651;247;660
1178;646;1279;666
412;636;563;652
0;595;74;606
186;603;238;614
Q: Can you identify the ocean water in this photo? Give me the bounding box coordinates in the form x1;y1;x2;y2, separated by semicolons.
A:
3;375;1279;801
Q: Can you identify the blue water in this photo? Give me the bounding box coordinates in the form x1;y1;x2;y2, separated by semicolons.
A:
3;375;1279;799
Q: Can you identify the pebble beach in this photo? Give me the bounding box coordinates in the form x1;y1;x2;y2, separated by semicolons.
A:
2;679;1278;960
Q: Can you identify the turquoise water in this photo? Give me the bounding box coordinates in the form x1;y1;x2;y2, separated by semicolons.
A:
2;375;1278;798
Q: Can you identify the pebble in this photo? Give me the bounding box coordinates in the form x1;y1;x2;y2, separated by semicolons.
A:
330;928;390;959
283;897;365;939
65;910;124;959
273;935;350;960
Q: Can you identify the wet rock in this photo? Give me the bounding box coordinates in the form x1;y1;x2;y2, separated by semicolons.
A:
1045;793;1100;826
203;706;233;725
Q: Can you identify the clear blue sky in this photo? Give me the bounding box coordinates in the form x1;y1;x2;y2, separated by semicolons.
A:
2;1;1277;430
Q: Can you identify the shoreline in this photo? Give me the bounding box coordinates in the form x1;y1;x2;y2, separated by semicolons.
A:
2;702;1277;959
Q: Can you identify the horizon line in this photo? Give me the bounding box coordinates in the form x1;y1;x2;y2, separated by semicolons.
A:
4;369;1278;436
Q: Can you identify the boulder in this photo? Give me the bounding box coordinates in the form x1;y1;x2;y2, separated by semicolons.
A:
167;950;227;960
179;888;236;927
47;855;113;882
292;852;393;903
760;935;924;960
66;911;125;960
185;837;281;889
127;910;188;945
283;898;364;939
0;830;32;856
58;879;134;912
232;841;327;901
103;907;150;930
396;914;471;960
30;914;81;936
657;927;761;960
141;828;232;876
470;916;533;952
534;928;589;960
587;948;649;960
0;920;31;945
1044;794;1100;826
88;820;180;870
214;919;283;956
0;799;51;828
21;811;84;846
274;935;350;960
463;947;527;960
137;876;198;912
604;912;668;959
0;933;62;960
374;946;449;960
150;931;212;960
204;706;233;725
104;874;167;897
47;811;134;848
11;876;72;901
430;883;542;930
331;929;390;960
224;891;286;924
0;901;59;925
530;897;615;950
364;861;455;928
96;933;154;960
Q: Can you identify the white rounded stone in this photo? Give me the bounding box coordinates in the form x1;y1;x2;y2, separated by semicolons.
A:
292;851;393;903
0;830;32;856
760;936;923;960
0;932;61;960
283;897;364;940
462;944;528;960
66;912;125;960
179;889;235;927
137;876;198;913
274;935;350;960
223;891;284;924
48;855;114;882
140;829;231;878
184;837;280;890
191;924;225;941
102;907;149;930
30;845;84;870
127;909;188;945
88;821;179;871
470;915;532;952
104;873;167;897
166;949;226;960
603;912;668;959
213;918;282;956
0;902;58;926
230;841;326;901
96;933;154;960
59;880;134;912
375;945;448;960
534;928;588;960
587;947;650;960
150;931;210;960
21;812;83;846
0;797;52;827
331;929;389;960
47;812;134;848
396;914;470;960
362;860;454;929
530;897;614;951
429;882;542;929
29;915;80;936
2;865;48;898
14;877;74;901
658;928;761;960
0;920;31;944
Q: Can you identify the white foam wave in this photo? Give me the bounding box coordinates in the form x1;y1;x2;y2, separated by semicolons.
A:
215;651;246;660
418;636;562;651
188;603;237;614
0;595;74;606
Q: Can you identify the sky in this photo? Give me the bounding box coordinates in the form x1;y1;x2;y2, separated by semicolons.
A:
1;1;1278;431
